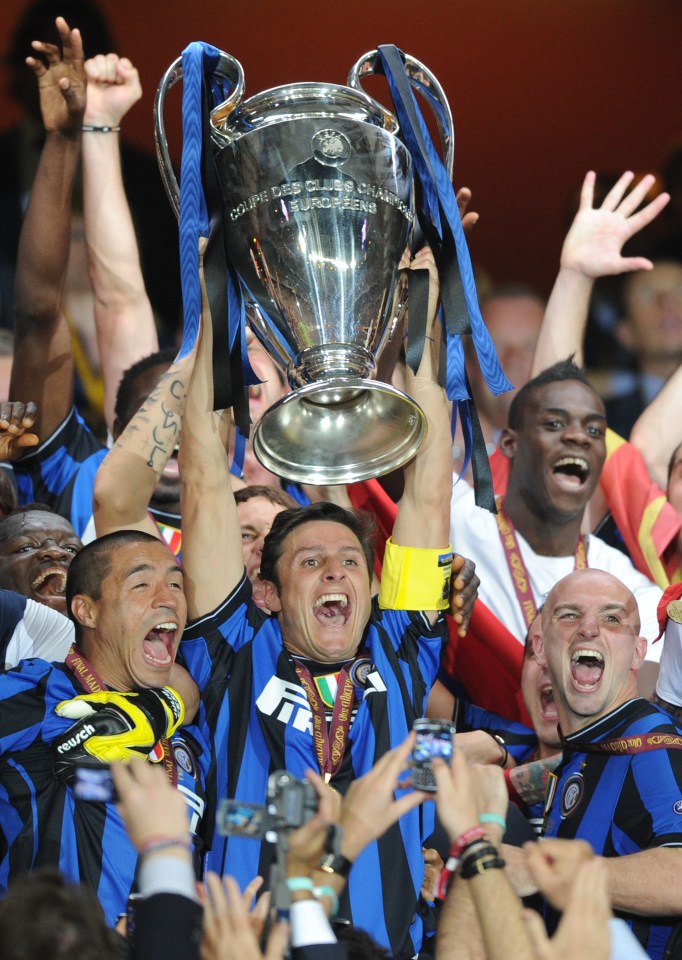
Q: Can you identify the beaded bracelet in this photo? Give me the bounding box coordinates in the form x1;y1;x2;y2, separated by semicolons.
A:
82;124;121;133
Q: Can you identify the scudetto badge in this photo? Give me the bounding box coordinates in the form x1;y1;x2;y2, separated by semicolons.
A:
560;773;585;818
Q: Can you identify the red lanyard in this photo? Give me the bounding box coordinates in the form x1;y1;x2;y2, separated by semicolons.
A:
64;646;176;784
293;658;357;783
495;498;587;628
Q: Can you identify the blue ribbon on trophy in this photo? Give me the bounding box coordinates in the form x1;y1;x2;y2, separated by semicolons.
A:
177;41;258;474
377;44;512;510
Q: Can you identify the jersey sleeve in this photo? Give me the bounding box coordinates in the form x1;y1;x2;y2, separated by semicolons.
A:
12;407;106;538
179;574;259;694
600;430;682;588
2;597;74;670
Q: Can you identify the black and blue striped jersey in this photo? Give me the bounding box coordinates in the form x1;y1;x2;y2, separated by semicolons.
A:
181;574;447;960
543;698;682;959
0;657;209;924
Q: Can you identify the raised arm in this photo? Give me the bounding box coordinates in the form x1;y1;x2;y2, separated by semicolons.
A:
388;247;453;622
179;282;244;620
9;17;85;441
531;170;670;377
83;53;159;433
629;362;682;489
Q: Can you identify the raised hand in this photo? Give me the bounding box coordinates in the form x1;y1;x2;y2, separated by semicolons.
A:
456;186;479;234
560;170;670;279
26;16;85;135
450;554;480;637
0;401;39;461
339;733;428;861
84;53;143;127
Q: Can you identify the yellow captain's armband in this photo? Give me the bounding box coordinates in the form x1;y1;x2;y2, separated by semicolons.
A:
378;538;453;611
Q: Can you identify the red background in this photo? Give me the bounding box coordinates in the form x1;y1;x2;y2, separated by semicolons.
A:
1;0;679;295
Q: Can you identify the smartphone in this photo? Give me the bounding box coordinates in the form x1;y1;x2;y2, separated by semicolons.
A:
411;718;456;792
73;763;118;803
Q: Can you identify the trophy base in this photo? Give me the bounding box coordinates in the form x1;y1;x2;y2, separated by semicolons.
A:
251;378;427;485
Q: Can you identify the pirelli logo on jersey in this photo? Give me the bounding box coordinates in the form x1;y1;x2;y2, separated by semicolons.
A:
257;677;313;733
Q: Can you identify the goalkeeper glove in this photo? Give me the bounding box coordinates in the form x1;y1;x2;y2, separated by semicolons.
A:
53;687;184;782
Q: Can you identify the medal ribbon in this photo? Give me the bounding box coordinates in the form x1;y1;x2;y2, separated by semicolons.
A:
494;497;587;628
293;659;357;783
64;646;176;784
560;728;682;755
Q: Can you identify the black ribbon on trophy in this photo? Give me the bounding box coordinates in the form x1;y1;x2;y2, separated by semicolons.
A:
155;42;512;507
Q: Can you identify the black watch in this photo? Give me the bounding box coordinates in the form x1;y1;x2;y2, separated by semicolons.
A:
319;852;353;878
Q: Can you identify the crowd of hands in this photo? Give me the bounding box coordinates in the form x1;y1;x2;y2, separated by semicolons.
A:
114;738;615;960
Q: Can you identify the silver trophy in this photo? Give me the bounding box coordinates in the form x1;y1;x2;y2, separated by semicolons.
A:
155;50;453;484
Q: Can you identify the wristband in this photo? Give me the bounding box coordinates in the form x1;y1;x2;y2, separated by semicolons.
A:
82;124;121;133
479;813;507;832
313;885;340;916
378;539;453;611
492;735;509;768
504;767;525;808
451;825;488;858
436;828;489;900
286;876;314;892
139;836;193;857
459;846;506;880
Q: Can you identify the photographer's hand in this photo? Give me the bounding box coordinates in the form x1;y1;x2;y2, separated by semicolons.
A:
339;733;428;862
201;874;289;960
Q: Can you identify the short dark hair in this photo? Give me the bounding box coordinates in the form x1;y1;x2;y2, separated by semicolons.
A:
66;530;162;640
114;348;177;427
0;867;119;960
260;501;377;590
507;358;594;431
0;502;57;545
234;485;298;511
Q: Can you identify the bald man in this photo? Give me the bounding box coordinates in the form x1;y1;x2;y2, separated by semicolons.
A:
534;569;682;959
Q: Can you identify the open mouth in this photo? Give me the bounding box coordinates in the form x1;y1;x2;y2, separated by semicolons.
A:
31;566;68;600
142;622;178;666
553;456;589;488
313;593;350;626
539;682;558;720
570;648;604;690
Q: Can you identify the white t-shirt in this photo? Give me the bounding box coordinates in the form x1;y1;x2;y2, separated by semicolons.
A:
450;479;663;661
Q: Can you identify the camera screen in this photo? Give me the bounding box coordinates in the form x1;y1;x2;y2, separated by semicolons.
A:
216;800;267;837
412;728;454;765
73;764;117;803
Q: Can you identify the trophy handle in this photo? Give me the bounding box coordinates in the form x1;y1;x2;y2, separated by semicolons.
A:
347;50;454;179
154;52;245;218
